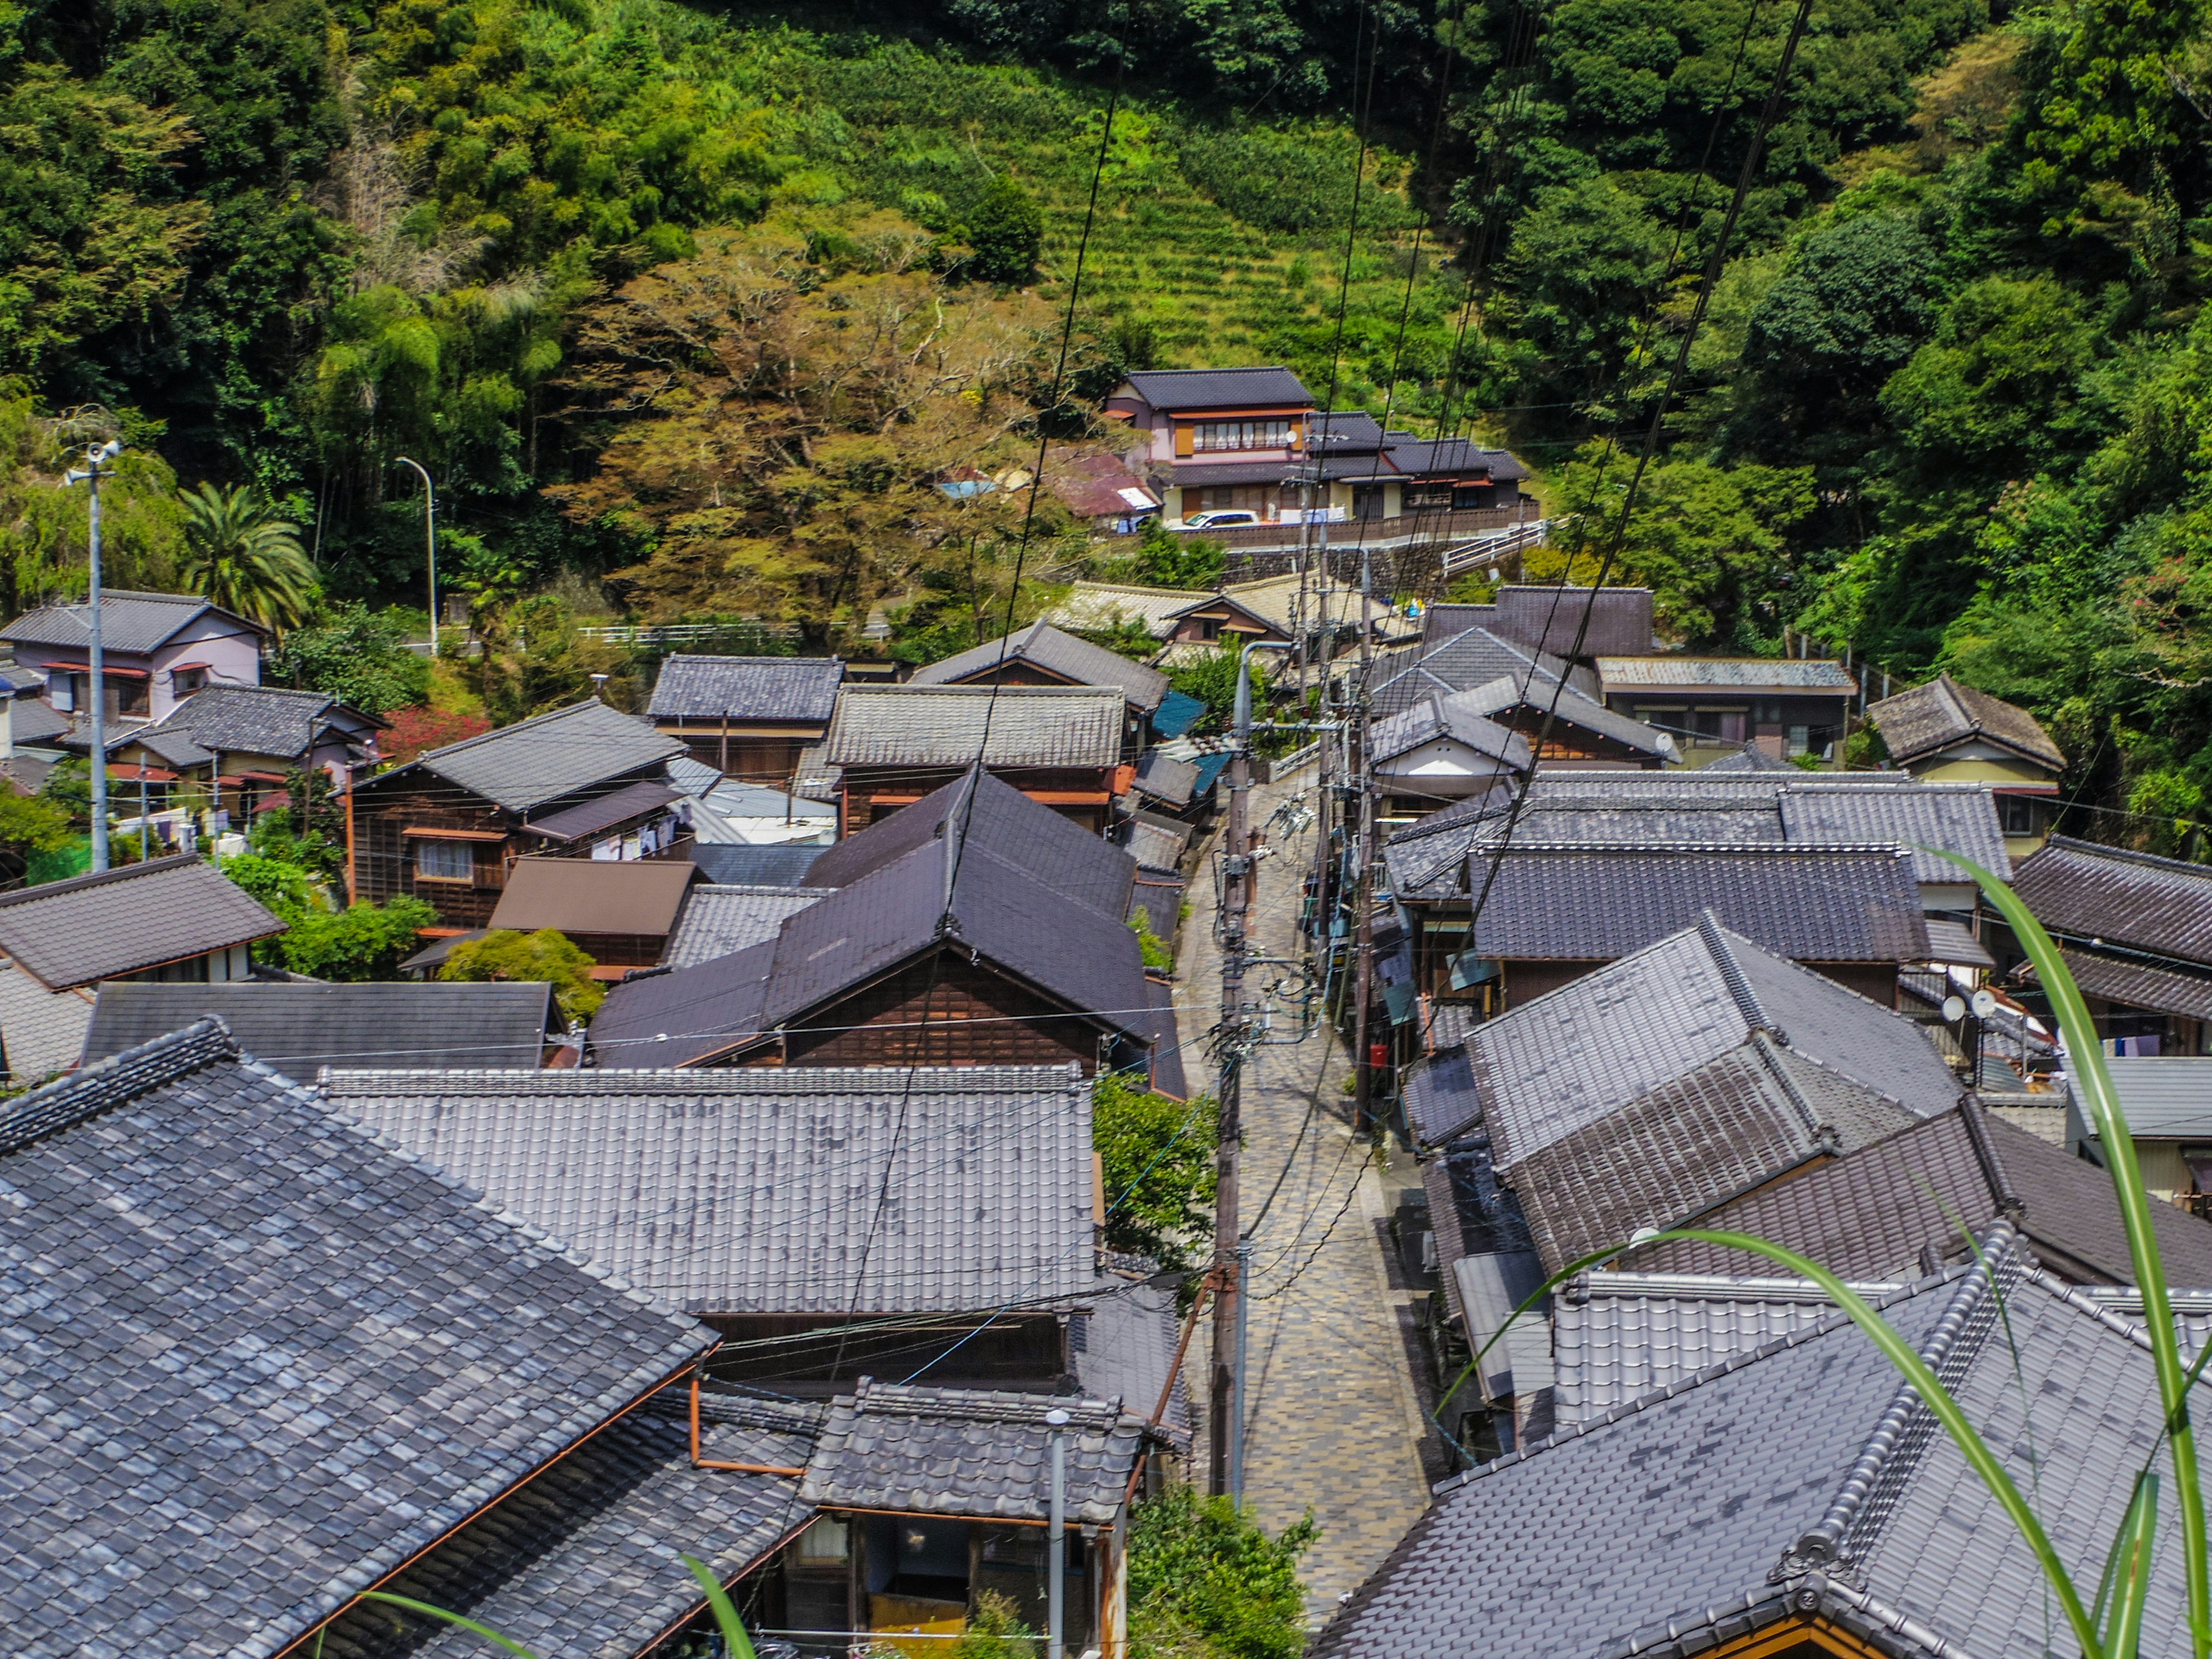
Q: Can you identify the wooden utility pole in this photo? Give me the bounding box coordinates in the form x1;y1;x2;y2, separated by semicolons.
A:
1351;546;1378;1132
1209;649;1256;1498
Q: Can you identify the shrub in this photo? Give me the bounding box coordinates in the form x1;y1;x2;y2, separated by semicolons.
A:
440;927;605;1021
382;706;493;766
966;176;1044;283
1093;1072;1217;1271
1126;1486;1313;1659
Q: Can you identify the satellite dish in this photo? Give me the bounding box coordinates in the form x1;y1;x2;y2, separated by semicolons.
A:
1971;988;1998;1019
1941;995;1968;1024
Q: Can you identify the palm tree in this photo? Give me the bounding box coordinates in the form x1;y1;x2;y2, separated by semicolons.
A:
177;483;320;631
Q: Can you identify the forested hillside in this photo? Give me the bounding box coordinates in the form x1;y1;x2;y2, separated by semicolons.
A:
2;0;2210;828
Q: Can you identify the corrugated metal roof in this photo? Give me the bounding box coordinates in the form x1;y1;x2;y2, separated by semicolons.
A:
824;684;1124;768
521;777;681;842
2012;835;2212;966
1594;656;1858;691
488;855;699;938
2092;1057;2212;1139
647;654;844;722
0;853;283;990
320;1064;1097;1315
82;981;555;1075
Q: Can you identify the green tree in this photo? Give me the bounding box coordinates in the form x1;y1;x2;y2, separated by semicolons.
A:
178;481;320;630
440;926;604;1021
1126;1487;1313;1659
1166;647;1266;734
271;602;432;715
1093;1072;1217;1271
278;895;442;980
965;176;1044;284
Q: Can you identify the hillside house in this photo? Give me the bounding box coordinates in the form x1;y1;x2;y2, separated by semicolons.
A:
1868;672;2066;855
648;654;845;781
349;699;688;930
106;683;385;832
1104;366;1316;525
1594;655;1857;766
908;621;1170;757
0;589;268;728
1422;586;1658;661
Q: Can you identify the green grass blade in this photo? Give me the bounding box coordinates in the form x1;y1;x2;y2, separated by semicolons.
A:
360;1592;545;1659
682;1553;757;1659
2103;1472;2159;1659
1937;846;2209;1658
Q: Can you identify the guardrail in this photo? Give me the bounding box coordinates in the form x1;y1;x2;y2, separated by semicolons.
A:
1441;518;1550;577
576;622;803;649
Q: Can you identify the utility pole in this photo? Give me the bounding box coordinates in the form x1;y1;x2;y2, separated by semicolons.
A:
1045;1407;1069;1659
395;457;438;657
1209;642;1260;1498
63;439;122;872
1351;542;1377;1132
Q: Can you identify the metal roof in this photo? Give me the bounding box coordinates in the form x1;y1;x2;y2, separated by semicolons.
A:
1461;843;1931;964
823;684;1124;768
1595;654;1858;691
687;841;827;887
319;1065;1097;1315
2012;835;2212;966
647;654;844;722
2086;1056;2212;1139
1;1020;712;1659
1131;747;1201;808
2;588;268;652
521;777;682;842
1868;672;2065;770
389;699;685;814
1318;1229;2212;1659
487;855;700;937
82;981;555;1075
1403;1044;1482;1145
1118;366;1314;411
0;853;284;990
799;1380;1143;1525
908;621;1170;711
661;883;831;968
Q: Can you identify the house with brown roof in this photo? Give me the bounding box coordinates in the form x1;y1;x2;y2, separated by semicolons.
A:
647;654;845;781
1867;672;2066;854
483;854;706;975
349;699;689;930
823;683;1127;834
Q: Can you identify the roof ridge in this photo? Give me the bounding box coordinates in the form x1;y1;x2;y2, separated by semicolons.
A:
0;850;199;909
1747;1033;1833;1145
2041;833;2212;878
0;1016;239;1156
1699;909;1775;1039
1782;1220;2021;1580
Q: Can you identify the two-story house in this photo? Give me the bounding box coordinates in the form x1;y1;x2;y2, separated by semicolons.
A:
1;589;269;727
647;654;845;781
1867;672;2066;855
1104;366;1316;525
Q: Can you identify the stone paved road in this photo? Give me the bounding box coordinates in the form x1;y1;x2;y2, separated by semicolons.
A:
1167;767;1436;1628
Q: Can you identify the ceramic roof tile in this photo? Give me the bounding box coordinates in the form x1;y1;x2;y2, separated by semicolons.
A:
0;852;283;988
1043;582;1216;639
1369;628;1595;720
2012;835;2212;965
2;588;263;652
82;981;555;1074
520;777;682;842
1119;366;1313;410
1490;586;1656;657
823;685;1124;768
1868;673;2065;770
662;884;832;967
800;1382;1143;1524
0;1021;711;1659
1451;673;1676;757
2051;949;2212;1021
1777;781;2009;884
402;700;685;813
319;1065;1097;1315
647;654;844;722
1368;692;1532;771
1595;656;1858;691
909;621;1170;711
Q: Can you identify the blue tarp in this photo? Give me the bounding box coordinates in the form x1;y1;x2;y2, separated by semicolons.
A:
1152;690;1207;740
1190;751;1234;796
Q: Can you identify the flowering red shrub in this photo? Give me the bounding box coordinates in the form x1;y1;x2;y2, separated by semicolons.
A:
381;706;493;766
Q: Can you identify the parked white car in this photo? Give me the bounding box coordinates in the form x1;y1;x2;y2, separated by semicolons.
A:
1181;509;1262;530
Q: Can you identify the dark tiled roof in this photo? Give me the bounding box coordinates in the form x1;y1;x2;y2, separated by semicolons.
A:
1368;627;1596;719
320;1395;816;1659
1490;585;1654;657
9;696;73;746
662;883;831;968
590;938;776;1065
2;588;266;652
1624;1101;2212;1286
688;840;827;887
522;777;681;842
1368;691;1532;771
824;684;1125;768
488;855;700;937
1319;1232;2212;1659
647;653;844;722
908;621;1170;712
1596;655;1857;692
0;853;283;989
1382;434;1531;483
1776;782;2009;885
129;683;381;764
800;1381;1143;1524
1132;747;1200;808
1;1021;711;1659
1444;673;1673;759
1119;366;1313;411
2012;835;2212;966
1868;672;2065;770
1421;603;1496;647
1462;843;1929;964
2051;948;2212;1021
396;699;685;813
82;980;555;1074
1404;1044;1481;1144
1117;812;1193;873
1700;742;1799;771
321;1065;1097;1314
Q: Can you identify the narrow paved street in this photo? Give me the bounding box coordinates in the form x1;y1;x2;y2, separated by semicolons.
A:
1168;765;1437;1627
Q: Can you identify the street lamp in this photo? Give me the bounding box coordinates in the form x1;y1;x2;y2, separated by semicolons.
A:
62;440;123;872
393;457;438;658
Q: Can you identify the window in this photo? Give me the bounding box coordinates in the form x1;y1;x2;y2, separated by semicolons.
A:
414;839;475;881
2001;796;2040;836
172;667;207;696
1192;419;1294;453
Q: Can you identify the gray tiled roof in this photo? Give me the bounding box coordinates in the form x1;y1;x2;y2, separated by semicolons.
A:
1457;842;1929;963
321;1394;816;1659
1450;673;1676;758
2;587;266;652
662;883;832;968
0;963;93;1084
0;852;284;989
521;776;681;842
1369;627;1595;719
1777;781;2009;884
1368;691;1532;771
824;684;1124;768
800;1381;1143;1524
1;1020;712;1659
128;683;380;763
83;980;555;1074
1623;1100;2212;1287
688;840;827;887
1120;366;1313;411
1116;814;1193;874
399;699;685;813
1131;747;1201;808
647;653;844;722
1073;1278;1191;1446
319;1065;1097;1314
1868;672;2065;770
909;620;1170;712
1322;1229;2212;1659
2054;947;2212;1020
1489;585;1656;657
2089;1056;2212;1138
2012;835;2212;966
1596;654;1858;691
9;696;73;747
1043;581;1216;640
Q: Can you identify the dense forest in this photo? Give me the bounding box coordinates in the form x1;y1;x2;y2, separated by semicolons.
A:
2;0;2210;832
